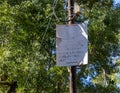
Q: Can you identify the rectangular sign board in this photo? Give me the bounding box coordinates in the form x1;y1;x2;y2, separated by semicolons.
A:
56;23;88;66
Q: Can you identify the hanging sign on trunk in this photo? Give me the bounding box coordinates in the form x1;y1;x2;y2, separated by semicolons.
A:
56;23;88;66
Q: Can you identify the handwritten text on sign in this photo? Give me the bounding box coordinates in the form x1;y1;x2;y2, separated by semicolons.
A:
56;24;88;66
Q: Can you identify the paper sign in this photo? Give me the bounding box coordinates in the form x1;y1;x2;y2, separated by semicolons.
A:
56;23;88;66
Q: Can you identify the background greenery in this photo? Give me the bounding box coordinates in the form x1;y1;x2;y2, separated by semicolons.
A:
0;0;120;93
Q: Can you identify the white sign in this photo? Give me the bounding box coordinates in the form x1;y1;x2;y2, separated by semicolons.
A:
56;24;88;66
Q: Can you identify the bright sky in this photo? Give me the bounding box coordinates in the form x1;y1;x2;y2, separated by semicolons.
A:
114;0;120;4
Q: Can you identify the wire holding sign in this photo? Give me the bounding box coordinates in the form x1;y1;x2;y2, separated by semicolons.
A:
56;24;88;66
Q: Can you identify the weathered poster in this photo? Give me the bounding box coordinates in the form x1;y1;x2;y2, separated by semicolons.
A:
56;23;88;66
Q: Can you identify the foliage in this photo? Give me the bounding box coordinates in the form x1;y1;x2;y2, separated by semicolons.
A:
76;0;120;92
0;0;120;93
0;0;68;93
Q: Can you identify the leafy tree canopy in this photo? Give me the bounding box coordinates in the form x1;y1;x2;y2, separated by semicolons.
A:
0;0;120;93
